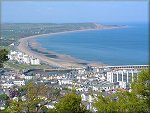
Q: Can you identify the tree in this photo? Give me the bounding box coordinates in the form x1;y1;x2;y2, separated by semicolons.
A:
131;69;150;112
55;92;91;113
0;94;9;100
94;95;112;112
6;82;50;113
0;49;9;67
116;91;148;112
23;82;49;112
94;90;149;113
94;68;150;113
6;98;24;113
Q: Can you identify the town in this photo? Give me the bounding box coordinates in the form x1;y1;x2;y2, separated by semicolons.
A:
0;55;148;112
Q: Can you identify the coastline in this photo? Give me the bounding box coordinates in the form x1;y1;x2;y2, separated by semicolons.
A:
17;26;126;68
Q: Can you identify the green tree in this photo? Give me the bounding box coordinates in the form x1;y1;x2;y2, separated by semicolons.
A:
131;69;150;112
55;92;91;113
47;108;57;113
94;94;119;113
0;94;9;100
6;82;50;113
23;82;49;112
6;98;24;113
94;69;150;113
0;49;9;67
115;91;148;112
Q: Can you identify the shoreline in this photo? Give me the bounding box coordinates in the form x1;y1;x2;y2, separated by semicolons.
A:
17;26;126;68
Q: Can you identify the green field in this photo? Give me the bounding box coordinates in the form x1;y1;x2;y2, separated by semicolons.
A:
1;23;115;46
0;46;11;51
4;61;51;71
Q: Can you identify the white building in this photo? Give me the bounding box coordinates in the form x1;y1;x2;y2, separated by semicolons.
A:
45;101;57;109
8;51;40;65
30;58;40;65
24;75;34;80
58;79;73;85
107;69;139;83
106;69;139;89
118;81;127;89
8;54;13;60
81;93;95;111
23;55;30;64
81;93;88;102
1;82;14;88
13;79;25;86
76;87;88;92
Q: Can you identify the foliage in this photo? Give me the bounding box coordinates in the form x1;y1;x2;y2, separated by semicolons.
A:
47;108;57;113
94;91;149;113
47;87;60;100
6;84;91;113
55;92;91;113
6;98;24;113
0;94;9;100
18;85;27;96
94;95;116;113
94;69;150;113
6;82;50;112
23;82;49;112
116;91;148;112
1;23;103;40
0;49;9;67
131;69;150;111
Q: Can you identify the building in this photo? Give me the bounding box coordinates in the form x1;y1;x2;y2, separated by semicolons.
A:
1;82;14;89
13;79;25;86
30;58;40;65
8;50;40;65
23;55;30;64
106;69;139;88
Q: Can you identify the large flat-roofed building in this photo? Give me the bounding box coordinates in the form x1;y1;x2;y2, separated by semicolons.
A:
106;69;140;89
107;69;139;83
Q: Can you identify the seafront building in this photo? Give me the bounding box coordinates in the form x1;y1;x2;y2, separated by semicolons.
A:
8;50;40;65
106;69;139;89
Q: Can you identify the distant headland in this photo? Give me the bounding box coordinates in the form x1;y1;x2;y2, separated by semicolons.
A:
6;23;127;68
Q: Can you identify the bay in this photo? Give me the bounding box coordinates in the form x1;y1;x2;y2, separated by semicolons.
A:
35;23;149;65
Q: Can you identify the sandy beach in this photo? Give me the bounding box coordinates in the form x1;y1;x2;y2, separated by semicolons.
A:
17;27;124;68
17;29;99;68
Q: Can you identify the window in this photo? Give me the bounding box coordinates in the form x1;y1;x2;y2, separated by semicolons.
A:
113;73;117;82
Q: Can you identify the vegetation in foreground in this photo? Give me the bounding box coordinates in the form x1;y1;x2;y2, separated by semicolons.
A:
0;68;149;113
2;82;91;113
0;49;9;68
94;69;150;113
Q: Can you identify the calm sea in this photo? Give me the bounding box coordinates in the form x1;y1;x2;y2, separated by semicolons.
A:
35;23;149;65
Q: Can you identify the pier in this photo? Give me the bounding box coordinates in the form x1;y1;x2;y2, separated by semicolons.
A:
105;65;149;70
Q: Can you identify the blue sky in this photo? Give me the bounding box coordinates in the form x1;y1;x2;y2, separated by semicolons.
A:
2;1;149;23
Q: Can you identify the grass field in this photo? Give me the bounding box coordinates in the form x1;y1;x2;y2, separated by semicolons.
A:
4;61;51;71
0;46;11;51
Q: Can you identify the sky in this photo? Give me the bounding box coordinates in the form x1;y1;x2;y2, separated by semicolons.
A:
1;1;149;23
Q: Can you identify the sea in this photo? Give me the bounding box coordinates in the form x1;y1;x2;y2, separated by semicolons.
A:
34;23;149;65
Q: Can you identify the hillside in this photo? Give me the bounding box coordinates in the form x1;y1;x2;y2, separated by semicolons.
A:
1;23;123;46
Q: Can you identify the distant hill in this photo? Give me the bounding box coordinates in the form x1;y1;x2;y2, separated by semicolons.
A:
1;23;124;46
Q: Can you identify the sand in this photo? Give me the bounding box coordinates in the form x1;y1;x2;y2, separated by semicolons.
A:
17;27;123;69
17;29;96;69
